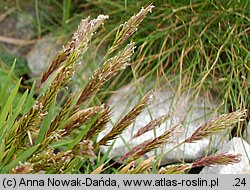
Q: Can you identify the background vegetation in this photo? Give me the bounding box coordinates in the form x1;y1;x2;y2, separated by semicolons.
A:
0;0;249;173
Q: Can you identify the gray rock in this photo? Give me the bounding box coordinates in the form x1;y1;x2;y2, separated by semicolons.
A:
26;36;63;77
26;35;104;84
97;82;225;164
0;12;35;56
200;138;250;174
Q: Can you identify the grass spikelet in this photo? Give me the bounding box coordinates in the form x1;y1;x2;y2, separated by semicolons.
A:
132;113;171;139
184;110;247;143
39;129;66;152
119;125;181;162
46;93;77;136
119;139;152;162
159;164;191;174
7;100;44;148
73;140;95;158
63;105;104;135
85;106;112;141
76;43;136;106
191;153;241;168
118;161;135;174
107;4;154;55
11;162;33;174
30;148;75;173
39;15;109;86
159;153;241;174
29;148;54;172
127;157;155;174
97;91;153;147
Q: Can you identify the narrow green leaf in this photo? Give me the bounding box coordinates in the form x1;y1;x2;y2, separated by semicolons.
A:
35;104;55;145
0;78;21;129
0;140;5;162
0;90;28;142
0;60;16;109
66;125;91;150
22;81;36;114
50;139;73;149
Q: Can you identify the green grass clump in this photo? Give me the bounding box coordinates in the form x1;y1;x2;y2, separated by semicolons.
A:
73;0;249;127
4;1;248;121
0;4;247;174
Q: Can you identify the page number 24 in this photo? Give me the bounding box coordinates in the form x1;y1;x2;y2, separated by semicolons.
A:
234;178;246;186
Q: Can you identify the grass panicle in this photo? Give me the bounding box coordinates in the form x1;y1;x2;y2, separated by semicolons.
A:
5;5;152;174
159;164;192;174
184;110;247;143
119;124;181;162
39;15;109;86
191;153;241;168
29;148;75;173
97;91;153;147
63;105;104;135
46;93;77;136
11;162;33;174
107;4;154;56
85;106;112;141
132;113;172;139
159;153;241;174
76;43;136;106
73;140;95;158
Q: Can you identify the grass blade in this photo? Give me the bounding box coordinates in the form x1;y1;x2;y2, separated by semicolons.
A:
0;78;21;128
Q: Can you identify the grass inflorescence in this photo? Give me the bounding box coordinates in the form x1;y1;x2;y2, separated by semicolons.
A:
0;2;248;174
